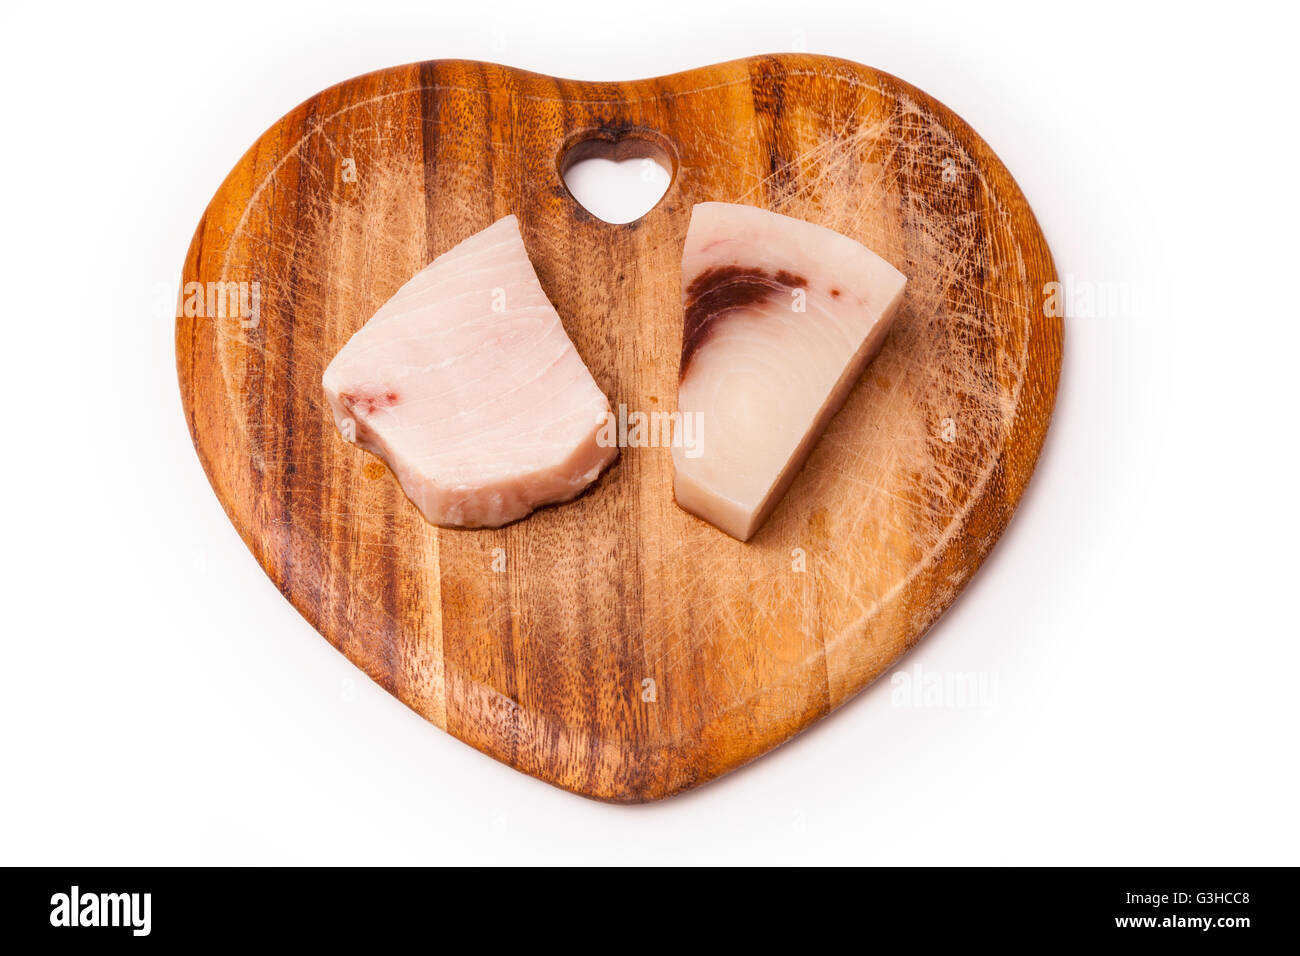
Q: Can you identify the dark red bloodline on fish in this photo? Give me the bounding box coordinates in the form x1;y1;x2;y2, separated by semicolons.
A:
680;266;808;380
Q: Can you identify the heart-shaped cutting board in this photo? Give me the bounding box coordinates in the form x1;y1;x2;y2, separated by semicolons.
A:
177;55;1061;801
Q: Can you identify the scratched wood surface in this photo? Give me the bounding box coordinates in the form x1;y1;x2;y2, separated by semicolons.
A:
176;55;1061;802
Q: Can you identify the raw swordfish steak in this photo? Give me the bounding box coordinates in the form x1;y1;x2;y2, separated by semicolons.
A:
673;202;908;541
322;215;617;528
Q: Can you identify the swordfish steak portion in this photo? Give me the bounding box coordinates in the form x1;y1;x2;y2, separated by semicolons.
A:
673;203;907;541
322;215;617;528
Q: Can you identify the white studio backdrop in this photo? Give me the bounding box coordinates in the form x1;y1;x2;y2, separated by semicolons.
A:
0;0;1295;864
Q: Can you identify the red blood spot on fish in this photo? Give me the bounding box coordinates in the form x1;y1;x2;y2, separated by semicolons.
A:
340;388;400;417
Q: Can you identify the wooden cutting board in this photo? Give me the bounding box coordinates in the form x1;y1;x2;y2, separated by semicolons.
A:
176;54;1061;802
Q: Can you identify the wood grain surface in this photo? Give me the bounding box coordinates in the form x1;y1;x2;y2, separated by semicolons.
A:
176;55;1062;802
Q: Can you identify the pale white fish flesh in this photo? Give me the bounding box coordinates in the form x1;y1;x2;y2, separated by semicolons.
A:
322;215;617;528
673;202;907;541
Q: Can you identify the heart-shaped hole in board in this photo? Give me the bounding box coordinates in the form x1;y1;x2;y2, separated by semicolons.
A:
559;130;675;223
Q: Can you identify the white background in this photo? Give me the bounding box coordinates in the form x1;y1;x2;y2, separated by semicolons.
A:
2;0;1296;865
